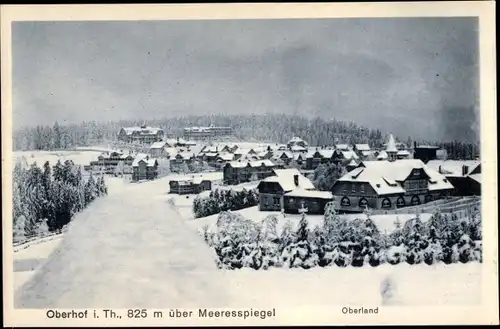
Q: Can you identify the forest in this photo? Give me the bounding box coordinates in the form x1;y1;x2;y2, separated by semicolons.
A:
13;114;480;160
203;202;482;270
12;159;108;243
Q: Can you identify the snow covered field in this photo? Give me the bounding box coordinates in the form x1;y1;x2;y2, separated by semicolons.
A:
14;150;107;166
12;150;482;308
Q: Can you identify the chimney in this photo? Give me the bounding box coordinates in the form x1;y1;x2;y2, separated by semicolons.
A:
438;165;442;174
462;165;469;176
413;141;417;149
293;174;299;187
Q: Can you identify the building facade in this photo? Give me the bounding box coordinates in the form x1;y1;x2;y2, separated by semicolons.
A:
331;159;455;213
223;160;276;185
426;160;482;196
117;125;164;144
183;125;233;141
132;156;159;181
256;169;316;212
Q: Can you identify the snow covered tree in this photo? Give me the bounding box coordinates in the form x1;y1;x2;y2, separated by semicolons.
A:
402;213;429;265
282;205;318;269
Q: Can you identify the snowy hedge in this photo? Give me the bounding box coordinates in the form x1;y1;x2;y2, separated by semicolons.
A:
193;188;259;218
201;202;482;270
12;159;108;243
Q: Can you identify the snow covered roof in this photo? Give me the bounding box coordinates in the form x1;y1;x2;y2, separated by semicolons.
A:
150;141;167;149
293;153;306;160
361;150;373;157
291;145;307;152
284;188;333;200
226;159;275;168
132;153;157;167
177;152;194;160
288;136;305;143
377;151;388;160
319;150;335;158
341;150;359;160
217;153;234;161
355;144;371;151
397;150;411;156
261;169;315;192
165;138;178;146
203;152;218;157
426;160;481;178
336;159;454;195
335;144;351;151
386;134;398;153
122;126;163;136
347;159;358;166
469;173;481;184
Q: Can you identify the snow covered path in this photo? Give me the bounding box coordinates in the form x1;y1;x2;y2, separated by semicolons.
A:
14;178;232;309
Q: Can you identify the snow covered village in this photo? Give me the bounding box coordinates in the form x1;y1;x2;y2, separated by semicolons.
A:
8;15;489;312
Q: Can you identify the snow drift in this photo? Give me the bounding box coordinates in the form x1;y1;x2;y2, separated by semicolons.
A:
14;179;231;309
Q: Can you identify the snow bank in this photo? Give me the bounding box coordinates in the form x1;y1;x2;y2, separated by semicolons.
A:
226;263;481;307
15;176;232;309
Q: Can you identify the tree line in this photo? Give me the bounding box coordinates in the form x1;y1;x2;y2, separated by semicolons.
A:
193;188;259;218
201;202;482;270
14;114;479;160
12;159;108;243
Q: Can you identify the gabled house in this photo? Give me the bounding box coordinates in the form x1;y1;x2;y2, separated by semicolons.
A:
132;154;159;181
149;141;168;157
305;149;336;170
283;189;334;215
257;168;315;211
426;160;481;196
331;159;454;213
223;160;276;185
353;144;373;160
169;152;196;173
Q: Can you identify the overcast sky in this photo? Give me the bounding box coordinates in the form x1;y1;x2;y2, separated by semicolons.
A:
12;18;479;141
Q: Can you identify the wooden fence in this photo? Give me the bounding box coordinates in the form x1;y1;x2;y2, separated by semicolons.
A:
370;196;481;218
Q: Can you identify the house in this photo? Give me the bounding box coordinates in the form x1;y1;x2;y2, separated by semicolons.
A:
213;152;235;169
426;160;481;196
132;154;159;181
283;189;334;215
223;160;276;185
305;149;336;170
413;144;442;164
169;152;196;173
257;168;315;211
149;141;169;157
287;137;308;149
331;159;455;213
88;150;135;174
353;144;373;160
169;172;223;195
117;125;164;144
183;125;233;140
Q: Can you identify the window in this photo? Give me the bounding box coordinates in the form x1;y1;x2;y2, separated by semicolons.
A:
358;197;368;208
396;196;405;208
341;197;351;207
411;195;421;206
381;198;392;209
351;183;356;193
360;184;365;194
273;197;280;206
